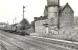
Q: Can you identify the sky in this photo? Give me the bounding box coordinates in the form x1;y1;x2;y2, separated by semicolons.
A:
0;0;78;24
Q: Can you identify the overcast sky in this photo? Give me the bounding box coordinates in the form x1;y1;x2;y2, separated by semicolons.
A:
0;0;78;24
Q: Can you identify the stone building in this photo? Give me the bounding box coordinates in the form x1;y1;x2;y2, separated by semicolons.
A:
74;17;78;29
34;0;74;35
0;22;7;29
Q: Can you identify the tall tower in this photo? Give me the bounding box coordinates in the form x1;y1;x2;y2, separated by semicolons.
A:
47;0;59;19
47;0;60;29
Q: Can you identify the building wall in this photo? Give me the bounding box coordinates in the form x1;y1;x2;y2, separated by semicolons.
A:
35;18;59;35
60;6;74;30
74;17;78;29
35;5;59;34
34;1;74;37
74;17;78;26
35;19;46;34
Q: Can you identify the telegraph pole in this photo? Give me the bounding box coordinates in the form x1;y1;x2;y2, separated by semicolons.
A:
7;20;9;25
15;17;17;24
58;0;60;34
13;19;14;24
13;17;17;24
23;5;25;19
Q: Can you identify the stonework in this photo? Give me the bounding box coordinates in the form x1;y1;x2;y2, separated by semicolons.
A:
34;0;74;36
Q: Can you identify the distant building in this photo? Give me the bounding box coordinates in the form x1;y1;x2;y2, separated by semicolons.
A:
74;17;78;29
74;17;78;25
34;0;74;34
0;22;7;29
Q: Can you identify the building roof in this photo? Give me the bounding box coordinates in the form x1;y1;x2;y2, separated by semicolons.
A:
60;3;74;13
